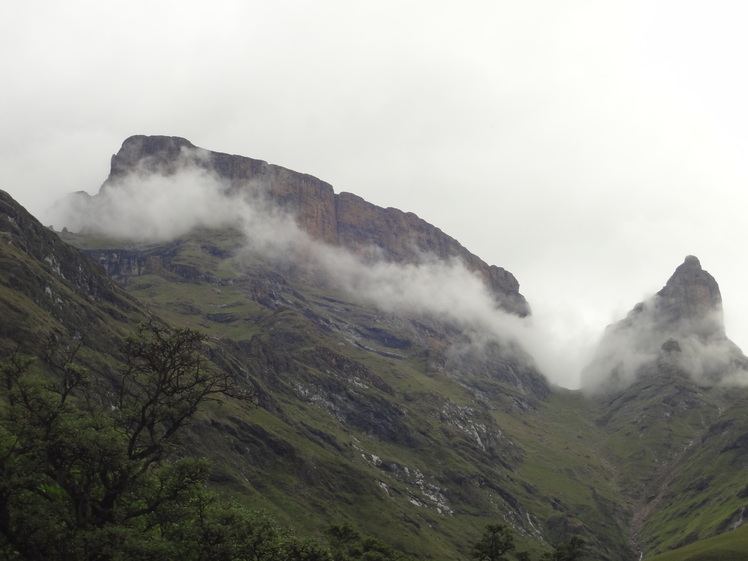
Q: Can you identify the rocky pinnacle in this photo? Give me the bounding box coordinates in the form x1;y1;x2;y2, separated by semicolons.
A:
581;255;742;392
653;255;724;338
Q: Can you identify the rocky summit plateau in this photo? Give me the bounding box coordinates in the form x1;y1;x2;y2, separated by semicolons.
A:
2;136;748;561
79;135;528;317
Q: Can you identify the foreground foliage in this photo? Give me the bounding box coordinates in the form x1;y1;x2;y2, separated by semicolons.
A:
0;322;585;561
470;524;587;561
0;323;419;561
0;322;252;560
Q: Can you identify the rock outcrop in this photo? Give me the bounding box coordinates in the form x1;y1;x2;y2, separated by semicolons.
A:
99;135;529;316
653;255;724;337
618;255;725;341
582;256;747;393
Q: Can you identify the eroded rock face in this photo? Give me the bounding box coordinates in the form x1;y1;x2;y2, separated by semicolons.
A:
654;255;724;337
334;192;526;314
105;135;339;245
101;135;529;315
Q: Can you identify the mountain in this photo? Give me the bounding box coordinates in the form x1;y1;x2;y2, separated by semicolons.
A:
583;255;748;393
4;136;748;560
70;135;528;317
584;255;748;555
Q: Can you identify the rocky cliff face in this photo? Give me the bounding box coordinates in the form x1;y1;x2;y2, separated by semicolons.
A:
100;135;528;316
621;255;725;341
653;255;724;337
582;256;747;392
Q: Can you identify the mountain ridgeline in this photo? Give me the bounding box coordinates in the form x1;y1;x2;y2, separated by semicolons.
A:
83;135;529;318
3;135;748;560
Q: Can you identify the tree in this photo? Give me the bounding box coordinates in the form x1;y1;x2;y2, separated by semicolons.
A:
117;321;250;467
0;322;255;560
542;536;587;561
471;524;516;561
325;523;414;561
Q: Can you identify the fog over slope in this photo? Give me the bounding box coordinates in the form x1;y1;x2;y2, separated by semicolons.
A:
49;149;594;389
50;149;748;393
582;255;748;393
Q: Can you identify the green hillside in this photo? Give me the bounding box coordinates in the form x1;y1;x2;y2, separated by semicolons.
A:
4;186;748;560
62;226;623;559
646;524;748;561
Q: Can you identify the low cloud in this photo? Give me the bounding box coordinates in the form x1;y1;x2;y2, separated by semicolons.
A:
49;150;591;388
580;297;748;394
242;222;593;389
48;164;238;241
53;153;748;393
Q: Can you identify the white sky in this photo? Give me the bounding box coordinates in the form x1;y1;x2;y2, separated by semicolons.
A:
2;1;748;387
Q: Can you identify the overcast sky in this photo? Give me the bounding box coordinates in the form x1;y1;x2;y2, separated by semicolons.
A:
2;1;748;387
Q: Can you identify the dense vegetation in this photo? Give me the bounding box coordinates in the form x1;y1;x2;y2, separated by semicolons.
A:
645;524;748;561
5;187;748;559
0;322;259;560
0;322;586;561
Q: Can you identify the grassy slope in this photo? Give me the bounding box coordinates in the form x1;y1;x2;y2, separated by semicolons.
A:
646;524;748;561
50;224;748;560
588;359;748;557
517;389;632;556
642;389;748;554
59;228;637;559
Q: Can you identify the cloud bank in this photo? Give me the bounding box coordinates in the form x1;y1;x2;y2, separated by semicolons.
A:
50;153;589;388
580;297;748;394
52;151;748;393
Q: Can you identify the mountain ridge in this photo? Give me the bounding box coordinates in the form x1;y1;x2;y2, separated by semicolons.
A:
4;136;748;560
85;135;528;316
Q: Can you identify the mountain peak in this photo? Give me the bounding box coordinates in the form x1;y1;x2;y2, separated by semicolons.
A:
107;135;197;181
680;254;701;268
654;254;723;337
582;256;744;393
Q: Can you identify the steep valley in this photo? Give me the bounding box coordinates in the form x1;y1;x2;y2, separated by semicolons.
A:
61;225;626;558
57;213;748;559
3;136;748;560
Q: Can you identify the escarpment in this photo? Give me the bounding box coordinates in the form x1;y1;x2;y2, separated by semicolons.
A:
99;135;528;315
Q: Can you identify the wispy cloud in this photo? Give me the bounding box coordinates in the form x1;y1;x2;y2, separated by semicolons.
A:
581;297;748;394
52;149;748;392
50;149;591;388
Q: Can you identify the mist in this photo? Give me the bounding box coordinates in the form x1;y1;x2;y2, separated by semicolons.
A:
48;161;238;241
580;297;748;394
50;154;748;393
50;156;593;389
